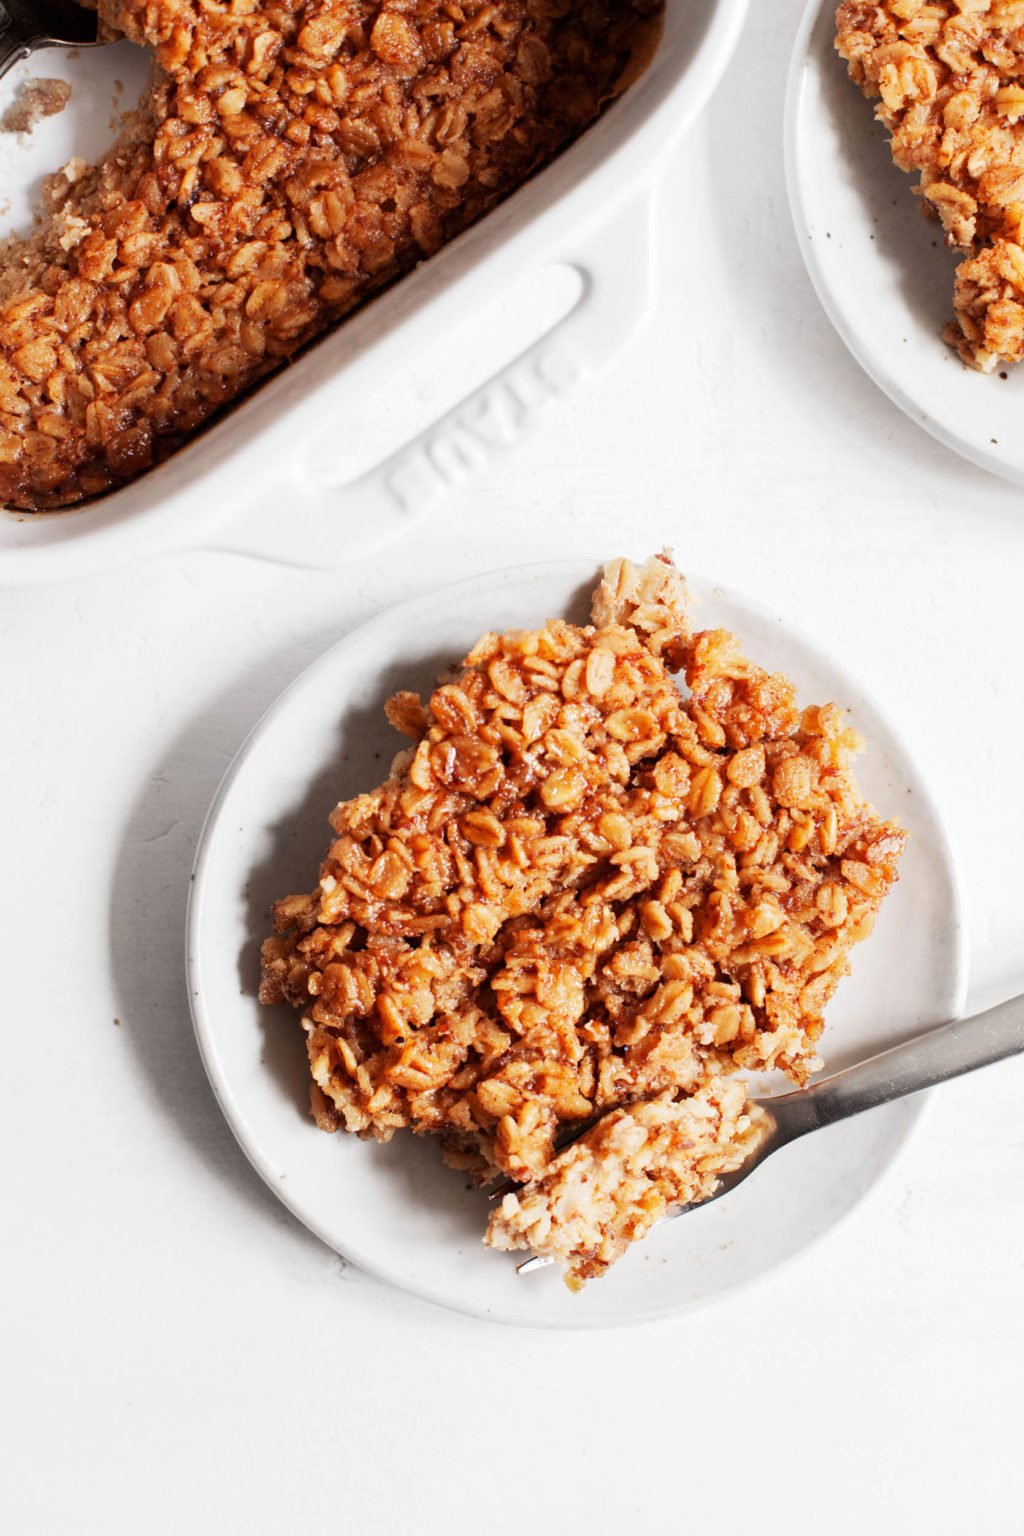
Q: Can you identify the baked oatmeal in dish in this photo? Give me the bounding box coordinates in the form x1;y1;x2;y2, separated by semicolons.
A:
260;554;907;1288
836;0;1024;371
0;0;662;511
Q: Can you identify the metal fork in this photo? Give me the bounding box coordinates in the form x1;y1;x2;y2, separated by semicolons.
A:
515;990;1024;1273
0;0;102;85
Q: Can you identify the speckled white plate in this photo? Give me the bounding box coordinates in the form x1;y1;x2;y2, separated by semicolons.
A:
786;0;1024;485
186;561;966;1328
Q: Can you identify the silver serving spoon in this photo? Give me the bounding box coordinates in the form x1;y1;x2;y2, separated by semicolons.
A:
0;0;103;85
517;991;1024;1273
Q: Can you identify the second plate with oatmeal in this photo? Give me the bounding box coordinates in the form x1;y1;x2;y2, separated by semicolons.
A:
187;559;964;1328
786;0;1024;487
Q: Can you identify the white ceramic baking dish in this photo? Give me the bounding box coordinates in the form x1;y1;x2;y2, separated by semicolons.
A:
0;0;748;585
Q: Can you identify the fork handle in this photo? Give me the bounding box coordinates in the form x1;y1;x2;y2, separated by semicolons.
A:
0;45;32;85
773;992;1024;1138
0;2;33;84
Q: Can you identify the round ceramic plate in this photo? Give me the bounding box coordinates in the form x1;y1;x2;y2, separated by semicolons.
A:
187;561;965;1328
785;0;1024;485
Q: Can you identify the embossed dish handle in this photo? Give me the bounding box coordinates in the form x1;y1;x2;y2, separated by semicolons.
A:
224;188;656;566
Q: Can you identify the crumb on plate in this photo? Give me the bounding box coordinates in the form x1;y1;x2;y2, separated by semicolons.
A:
837;0;1024;371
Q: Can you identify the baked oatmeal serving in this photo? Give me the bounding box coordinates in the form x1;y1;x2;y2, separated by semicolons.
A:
0;0;661;511
837;0;1024;371
260;555;906;1288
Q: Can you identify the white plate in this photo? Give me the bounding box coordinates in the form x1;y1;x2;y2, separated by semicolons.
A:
785;0;1024;485
187;561;966;1328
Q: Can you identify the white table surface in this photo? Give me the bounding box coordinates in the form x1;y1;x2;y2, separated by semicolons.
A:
3;3;1022;1531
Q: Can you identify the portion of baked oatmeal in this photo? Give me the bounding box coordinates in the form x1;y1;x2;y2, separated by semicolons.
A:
836;1;1024;371
0;0;661;511
260;554;907;1287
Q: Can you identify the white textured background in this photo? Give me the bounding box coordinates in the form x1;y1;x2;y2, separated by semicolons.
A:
2;2;1022;1531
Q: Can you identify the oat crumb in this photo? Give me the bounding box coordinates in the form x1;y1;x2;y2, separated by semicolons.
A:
0;78;72;136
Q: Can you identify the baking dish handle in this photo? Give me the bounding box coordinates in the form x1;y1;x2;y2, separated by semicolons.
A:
224;189;656;566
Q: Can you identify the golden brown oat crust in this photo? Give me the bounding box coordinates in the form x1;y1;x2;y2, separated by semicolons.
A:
260;556;906;1283
0;0;660;510
836;0;1024;370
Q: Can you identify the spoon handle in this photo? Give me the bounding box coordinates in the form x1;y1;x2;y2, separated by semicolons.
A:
774;992;1024;1138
